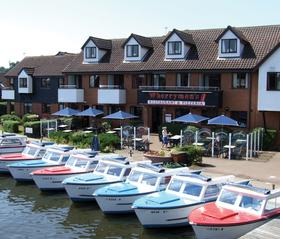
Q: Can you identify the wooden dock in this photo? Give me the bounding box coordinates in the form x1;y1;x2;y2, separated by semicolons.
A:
240;218;280;239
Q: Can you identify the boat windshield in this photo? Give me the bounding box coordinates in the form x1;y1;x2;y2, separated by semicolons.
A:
42;151;52;160
219;189;238;205
168;179;183;192
23;146;38;156
128;170;142;182
183;183;203;197
239;195;263;212
74;159;88;168
141;173;158;186
95;162;107;173
65;156;78;167
106;166;123;177
49;152;61;162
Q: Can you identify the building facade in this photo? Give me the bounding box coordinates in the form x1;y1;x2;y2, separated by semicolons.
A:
4;25;280;143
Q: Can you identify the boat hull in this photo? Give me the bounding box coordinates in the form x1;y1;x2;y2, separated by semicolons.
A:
134;204;201;228
95;194;149;214
8;165;58;181
64;182;118;202
0;159;35;173
32;173;86;191
191;219;268;239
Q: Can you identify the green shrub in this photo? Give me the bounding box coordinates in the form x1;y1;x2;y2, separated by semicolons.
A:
253;127;277;150
171;145;203;165
69;131;95;148
0;114;21;123
23;121;41;138
22;113;39;123
98;133;120;152
3;120;20;133
49;131;71;144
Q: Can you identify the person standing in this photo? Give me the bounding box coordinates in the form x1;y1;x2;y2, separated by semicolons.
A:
162;127;168;148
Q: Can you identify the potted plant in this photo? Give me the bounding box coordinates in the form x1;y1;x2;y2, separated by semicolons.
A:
143;150;173;163
170;145;203;166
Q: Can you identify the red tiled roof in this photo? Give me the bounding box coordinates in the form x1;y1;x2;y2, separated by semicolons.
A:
5;53;77;77
65;25;279;73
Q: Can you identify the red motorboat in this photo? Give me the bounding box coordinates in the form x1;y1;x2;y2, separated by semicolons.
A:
189;183;280;239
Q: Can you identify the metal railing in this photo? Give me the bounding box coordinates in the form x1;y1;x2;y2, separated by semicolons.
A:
139;86;220;91
99;85;124;89
59;85;81;89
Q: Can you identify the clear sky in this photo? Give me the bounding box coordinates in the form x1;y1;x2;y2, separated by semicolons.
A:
0;0;280;67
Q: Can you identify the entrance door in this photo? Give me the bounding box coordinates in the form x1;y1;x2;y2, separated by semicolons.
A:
152;107;163;132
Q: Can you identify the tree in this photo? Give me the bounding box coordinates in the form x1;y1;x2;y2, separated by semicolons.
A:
0;61;19;73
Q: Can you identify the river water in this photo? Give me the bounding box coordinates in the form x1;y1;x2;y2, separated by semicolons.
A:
0;175;195;239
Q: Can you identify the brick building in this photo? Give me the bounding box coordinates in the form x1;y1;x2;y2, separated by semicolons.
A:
3;25;280;141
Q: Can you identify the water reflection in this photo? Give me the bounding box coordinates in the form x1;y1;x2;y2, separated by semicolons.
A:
0;175;195;239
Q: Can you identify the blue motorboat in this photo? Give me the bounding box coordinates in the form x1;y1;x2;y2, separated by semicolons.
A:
93;163;191;214
132;173;236;228
62;155;149;202
8;145;74;181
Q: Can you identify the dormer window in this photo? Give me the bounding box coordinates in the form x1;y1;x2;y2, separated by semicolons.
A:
126;45;139;57
19;78;27;88
221;39;237;53
85;47;96;59
168;41;182;55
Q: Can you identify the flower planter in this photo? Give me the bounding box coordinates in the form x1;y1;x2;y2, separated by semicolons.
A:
170;152;189;164
143;152;173;163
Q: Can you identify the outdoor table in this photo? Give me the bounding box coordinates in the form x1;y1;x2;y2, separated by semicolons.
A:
133;138;143;141
113;127;121;131
58;124;68;128
63;129;72;133
193;142;204;146
170;135;182;140
224;145;236;149
106;130;116;134
83;130;93;134
46;128;55;131
236;139;247;143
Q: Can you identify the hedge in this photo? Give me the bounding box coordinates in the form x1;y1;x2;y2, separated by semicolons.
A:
22;113;39;124
3;120;20;133
253;127;277;151
24;121;41;138
0;114;21;124
49;131;71;144
171;144;203;165
98;133;120;152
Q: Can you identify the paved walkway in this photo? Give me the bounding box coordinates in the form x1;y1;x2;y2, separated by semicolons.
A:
115;134;280;187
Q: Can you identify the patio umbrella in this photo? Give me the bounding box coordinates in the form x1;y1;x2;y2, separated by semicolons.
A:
172;112;209;123
76;107;103;117
76;107;104;132
207;114;239;126
52;107;80;117
103;110;138;149
208;114;239;159
103;110;138;120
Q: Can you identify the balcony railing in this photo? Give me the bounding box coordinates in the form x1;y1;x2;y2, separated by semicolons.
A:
59;84;80;89
98;88;126;104
58;88;84;103
1;88;15;100
99;85;124;89
139;86;220;91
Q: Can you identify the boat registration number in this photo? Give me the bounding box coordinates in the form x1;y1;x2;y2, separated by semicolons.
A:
207;227;224;231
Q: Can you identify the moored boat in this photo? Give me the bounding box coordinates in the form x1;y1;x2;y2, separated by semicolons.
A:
31;152;115;191
189;183;280;239
8;145;75;181
62;156;150;202
0;141;54;173
132;173;235;228
93;163;190;214
0;133;27;154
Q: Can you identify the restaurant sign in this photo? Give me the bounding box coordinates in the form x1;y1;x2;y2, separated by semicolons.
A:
138;90;222;107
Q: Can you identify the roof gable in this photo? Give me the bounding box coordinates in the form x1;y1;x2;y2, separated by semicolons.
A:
122;33;153;48
162;29;195;46
215;25;249;44
81;36;112;50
